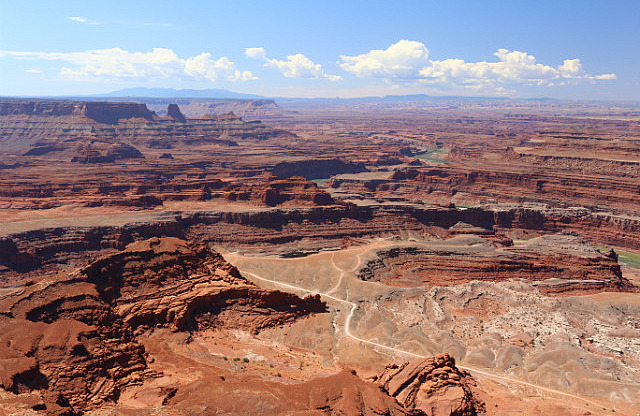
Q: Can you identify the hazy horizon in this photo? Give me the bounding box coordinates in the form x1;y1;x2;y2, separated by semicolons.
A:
3;87;640;104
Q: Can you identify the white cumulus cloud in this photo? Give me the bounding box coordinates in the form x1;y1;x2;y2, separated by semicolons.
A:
185;53;256;82
245;47;267;60
339;40;430;78
0;47;255;83
339;40;616;92
246;47;341;81
66;16;100;25
419;48;616;88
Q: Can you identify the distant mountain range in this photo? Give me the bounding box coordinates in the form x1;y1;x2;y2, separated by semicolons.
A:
278;94;555;103
7;87;559;103
93;87;265;99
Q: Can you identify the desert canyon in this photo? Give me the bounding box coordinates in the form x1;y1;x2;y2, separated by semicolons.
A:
1;96;640;416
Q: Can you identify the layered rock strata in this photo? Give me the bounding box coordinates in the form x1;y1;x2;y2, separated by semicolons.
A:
0;100;293;156
0;237;325;414
373;354;485;416
81;237;326;332
5;204;640;276
357;234;635;295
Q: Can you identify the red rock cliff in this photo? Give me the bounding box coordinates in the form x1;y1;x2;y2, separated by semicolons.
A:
0;100;156;124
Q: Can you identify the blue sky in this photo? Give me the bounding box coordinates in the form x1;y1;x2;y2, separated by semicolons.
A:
0;0;638;99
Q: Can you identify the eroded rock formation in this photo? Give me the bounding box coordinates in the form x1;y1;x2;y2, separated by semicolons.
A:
82;237;326;332
357;234;636;295
166;369;410;415
0;237;326;414
0;274;147;414
0;101;154;123
373;354;485;416
2;96;640;414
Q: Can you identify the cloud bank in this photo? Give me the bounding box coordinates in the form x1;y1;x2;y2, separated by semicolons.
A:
0;48;255;82
340;40;615;91
0;41;615;94
246;47;341;81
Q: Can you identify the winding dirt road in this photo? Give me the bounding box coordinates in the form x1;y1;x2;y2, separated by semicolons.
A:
235;252;635;415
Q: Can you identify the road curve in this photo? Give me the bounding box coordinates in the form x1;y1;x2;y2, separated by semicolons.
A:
240;267;633;415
